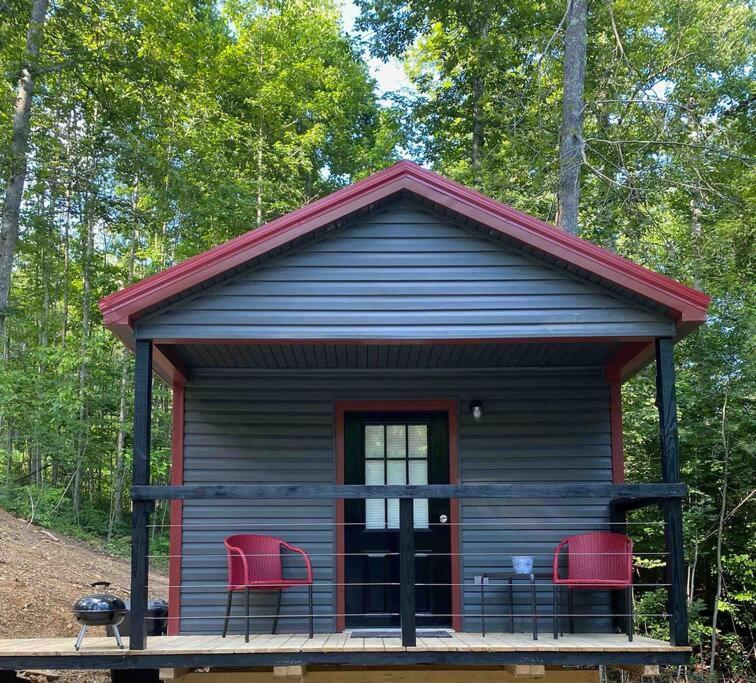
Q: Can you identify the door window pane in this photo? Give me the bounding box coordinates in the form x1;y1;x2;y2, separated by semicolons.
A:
386;425;406;458
408;425;428;458
387;499;400;529
408;459;427;485
365;460;385;485
387;460;406;485
365;499;386;530
365;425;384;459
413;499;429;529
409;460;429;528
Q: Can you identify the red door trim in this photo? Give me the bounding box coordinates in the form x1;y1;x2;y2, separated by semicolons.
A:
167;379;185;635
334;400;461;633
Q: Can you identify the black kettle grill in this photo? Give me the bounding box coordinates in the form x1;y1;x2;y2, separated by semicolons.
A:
72;581;127;650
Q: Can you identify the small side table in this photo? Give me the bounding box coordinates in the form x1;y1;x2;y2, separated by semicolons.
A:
478;571;552;640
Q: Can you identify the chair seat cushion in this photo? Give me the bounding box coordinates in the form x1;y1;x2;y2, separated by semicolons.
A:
553;578;631;588
229;579;312;591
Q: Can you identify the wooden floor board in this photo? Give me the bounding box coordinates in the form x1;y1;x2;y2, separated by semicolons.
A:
321;633;350;651
0;632;690;658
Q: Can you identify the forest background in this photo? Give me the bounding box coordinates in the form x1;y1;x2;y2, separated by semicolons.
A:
0;0;753;678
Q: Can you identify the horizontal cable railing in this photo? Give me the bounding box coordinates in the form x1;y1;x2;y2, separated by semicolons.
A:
126;483;682;650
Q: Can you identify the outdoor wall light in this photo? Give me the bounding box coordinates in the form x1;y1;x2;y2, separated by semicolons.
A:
469;400;484;421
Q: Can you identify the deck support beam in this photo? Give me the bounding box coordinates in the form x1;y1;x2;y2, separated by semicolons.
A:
655;337;688;647
130;339;153;651
613;664;660;678
273;666;307;678
399;497;416;647
506;665;546;678
112;670;160;682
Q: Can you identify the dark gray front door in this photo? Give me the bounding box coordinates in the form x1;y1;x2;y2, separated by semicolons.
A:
344;411;451;628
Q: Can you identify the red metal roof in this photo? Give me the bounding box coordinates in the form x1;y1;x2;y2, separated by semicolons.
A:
99;161;709;380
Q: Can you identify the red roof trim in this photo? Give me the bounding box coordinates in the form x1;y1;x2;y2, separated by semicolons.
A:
98;160;709;332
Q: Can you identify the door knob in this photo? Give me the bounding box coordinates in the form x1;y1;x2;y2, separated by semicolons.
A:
439;514;448;524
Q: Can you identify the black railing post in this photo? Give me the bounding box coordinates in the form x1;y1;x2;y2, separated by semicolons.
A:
399;497;416;647
655;337;689;647
130;339;153;651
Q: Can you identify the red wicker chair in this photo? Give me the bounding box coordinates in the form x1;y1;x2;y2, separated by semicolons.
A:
552;532;634;641
222;534;313;642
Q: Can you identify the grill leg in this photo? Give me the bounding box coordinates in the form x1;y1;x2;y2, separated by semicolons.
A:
74;625;87;651
626;586;634;642
245;587;250;643
308;584;314;639
480;578;486;637
222;590;233;638
272;590;282;635
568;588;575;634
112;624;124;649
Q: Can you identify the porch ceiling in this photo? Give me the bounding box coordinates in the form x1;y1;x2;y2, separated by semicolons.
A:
168;341;621;370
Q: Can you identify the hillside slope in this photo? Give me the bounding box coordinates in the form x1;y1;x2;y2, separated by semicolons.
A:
0;508;168;680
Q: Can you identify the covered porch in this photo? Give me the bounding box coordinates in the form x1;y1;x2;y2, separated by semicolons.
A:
123;335;689;653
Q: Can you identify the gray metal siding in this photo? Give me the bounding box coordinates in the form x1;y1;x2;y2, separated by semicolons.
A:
179;368;613;635
138;201;673;340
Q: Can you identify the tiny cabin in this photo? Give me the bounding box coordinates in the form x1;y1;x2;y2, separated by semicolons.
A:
0;162;709;682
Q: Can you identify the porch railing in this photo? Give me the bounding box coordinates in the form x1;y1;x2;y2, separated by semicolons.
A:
130;482;688;650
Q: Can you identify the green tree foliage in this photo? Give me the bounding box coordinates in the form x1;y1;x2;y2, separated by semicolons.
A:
357;0;754;676
0;0;398;553
1;0;753;676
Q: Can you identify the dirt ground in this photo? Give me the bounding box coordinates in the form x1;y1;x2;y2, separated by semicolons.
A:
0;508;168;682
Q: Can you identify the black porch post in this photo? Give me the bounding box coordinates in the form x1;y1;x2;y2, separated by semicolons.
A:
130;339;153;650
655;337;688;647
399;497;416;647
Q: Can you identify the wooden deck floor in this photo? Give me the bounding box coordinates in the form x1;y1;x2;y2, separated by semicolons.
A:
0;633;688;657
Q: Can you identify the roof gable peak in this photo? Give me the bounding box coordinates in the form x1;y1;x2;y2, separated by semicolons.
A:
99;161;709;335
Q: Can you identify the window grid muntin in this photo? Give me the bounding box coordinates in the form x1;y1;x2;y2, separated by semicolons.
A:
363;422;429;530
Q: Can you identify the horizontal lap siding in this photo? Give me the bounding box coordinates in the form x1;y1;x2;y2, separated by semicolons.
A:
179;368;613;635
180;382;334;635
137;202;673;340
458;373;613;633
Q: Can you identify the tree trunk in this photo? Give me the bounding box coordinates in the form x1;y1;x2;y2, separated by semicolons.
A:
470;20;489;177
2;331;10;488
0;0;50;342
256;122;264;227
109;188;138;538
710;397;730;674
73;196;94;521
556;0;587;235
471;76;484;175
